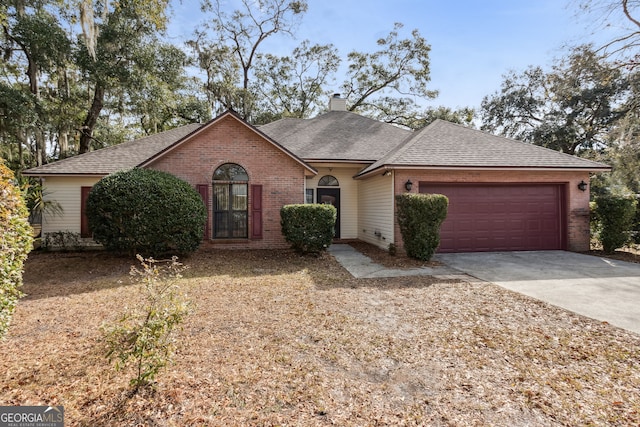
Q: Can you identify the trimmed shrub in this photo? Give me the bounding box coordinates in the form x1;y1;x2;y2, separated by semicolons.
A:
592;194;637;253
631;199;640;244
86;168;207;257
0;161;33;339
396;193;448;261
281;204;337;254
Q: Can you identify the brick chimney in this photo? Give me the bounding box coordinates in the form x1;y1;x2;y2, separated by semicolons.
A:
329;93;347;111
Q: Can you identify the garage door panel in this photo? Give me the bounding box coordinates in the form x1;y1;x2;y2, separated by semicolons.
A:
526;219;541;231
476;202;497;214
419;183;564;252
509;220;526;234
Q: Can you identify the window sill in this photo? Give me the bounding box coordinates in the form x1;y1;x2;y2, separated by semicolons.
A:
209;238;249;244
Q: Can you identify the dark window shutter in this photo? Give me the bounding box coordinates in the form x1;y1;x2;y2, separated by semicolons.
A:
251;184;263;239
80;186;92;238
197;184;211;239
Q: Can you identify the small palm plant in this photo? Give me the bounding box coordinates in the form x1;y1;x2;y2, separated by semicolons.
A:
19;178;63;236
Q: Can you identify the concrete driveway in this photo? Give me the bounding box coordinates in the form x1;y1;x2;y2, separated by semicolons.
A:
436;251;640;335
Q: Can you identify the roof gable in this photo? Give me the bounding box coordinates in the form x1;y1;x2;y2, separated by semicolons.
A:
140;110;316;174
357;119;610;176
24;111;316;177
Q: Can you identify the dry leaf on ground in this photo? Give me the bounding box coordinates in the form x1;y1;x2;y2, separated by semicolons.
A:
1;245;639;426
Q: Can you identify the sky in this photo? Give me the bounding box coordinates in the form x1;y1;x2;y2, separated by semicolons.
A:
166;0;617;112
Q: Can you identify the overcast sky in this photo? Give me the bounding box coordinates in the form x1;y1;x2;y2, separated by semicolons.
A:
168;0;615;111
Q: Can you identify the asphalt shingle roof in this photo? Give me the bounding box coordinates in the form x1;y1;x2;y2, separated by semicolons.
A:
24;113;609;177
358;119;610;175
259;111;412;161
23;124;202;175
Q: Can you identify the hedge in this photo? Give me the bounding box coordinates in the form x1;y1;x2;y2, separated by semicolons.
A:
0;161;33;338
396;193;448;261
592;194;637;253
280;204;337;254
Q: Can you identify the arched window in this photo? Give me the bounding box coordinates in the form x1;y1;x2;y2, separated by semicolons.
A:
212;163;248;238
213;163;249;181
318;175;339;186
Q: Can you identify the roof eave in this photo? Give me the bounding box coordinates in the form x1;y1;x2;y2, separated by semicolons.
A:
21;171;111;177
304;159;374;164
355;164;612;179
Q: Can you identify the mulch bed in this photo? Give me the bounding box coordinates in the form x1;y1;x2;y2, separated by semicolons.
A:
346;240;442;269
585;248;640;264
1;247;639;425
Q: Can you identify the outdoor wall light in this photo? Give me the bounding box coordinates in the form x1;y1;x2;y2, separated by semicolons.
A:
577;180;588;192
405;179;413;192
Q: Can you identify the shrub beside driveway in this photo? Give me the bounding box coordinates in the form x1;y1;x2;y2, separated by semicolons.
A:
1;247;639;425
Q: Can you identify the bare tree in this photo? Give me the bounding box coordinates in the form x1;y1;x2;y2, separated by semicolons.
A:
341;23;438;128
252;40;340;122
577;0;640;67
197;0;308;120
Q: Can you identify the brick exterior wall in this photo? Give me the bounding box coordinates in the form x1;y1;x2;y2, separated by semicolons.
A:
141;113;595;253
393;169;592;252
147;114;307;249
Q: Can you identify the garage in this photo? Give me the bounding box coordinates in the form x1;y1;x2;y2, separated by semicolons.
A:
419;183;565;253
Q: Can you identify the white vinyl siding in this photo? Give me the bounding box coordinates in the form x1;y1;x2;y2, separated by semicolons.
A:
40;176;103;235
358;172;395;248
306;166;360;239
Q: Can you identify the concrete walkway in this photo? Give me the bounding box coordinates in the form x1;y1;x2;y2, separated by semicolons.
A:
327;244;464;279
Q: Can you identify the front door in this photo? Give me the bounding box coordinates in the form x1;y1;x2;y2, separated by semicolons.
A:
317;188;340;238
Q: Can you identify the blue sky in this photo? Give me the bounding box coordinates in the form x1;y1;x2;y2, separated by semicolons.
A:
168;0;613;111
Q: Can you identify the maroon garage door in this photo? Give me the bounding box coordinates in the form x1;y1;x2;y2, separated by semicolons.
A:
419;183;565;253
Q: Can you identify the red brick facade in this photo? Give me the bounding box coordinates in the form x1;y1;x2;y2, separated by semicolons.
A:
142;114;590;251
147;114;309;249
29;109;605;254
393;169;592;252
142;113;595;252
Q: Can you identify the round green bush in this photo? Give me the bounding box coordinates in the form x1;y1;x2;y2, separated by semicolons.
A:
0;161;33;339
86;168;207;256
280;204;336;254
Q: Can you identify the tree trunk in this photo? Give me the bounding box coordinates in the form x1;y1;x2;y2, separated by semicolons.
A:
3;18;45;165
35;128;44;166
58;69;70;158
79;84;105;154
59;130;69;158
21;38;44;165
17;128;26;169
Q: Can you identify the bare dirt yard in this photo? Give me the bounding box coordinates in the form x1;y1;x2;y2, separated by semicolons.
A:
1;244;640;426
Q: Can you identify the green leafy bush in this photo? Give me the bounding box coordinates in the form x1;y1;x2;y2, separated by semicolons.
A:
0;161;33;339
103;255;191;391
280;204;337;254
592;194;637;253
396;193;448;261
86;168;207;257
631;202;640;244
